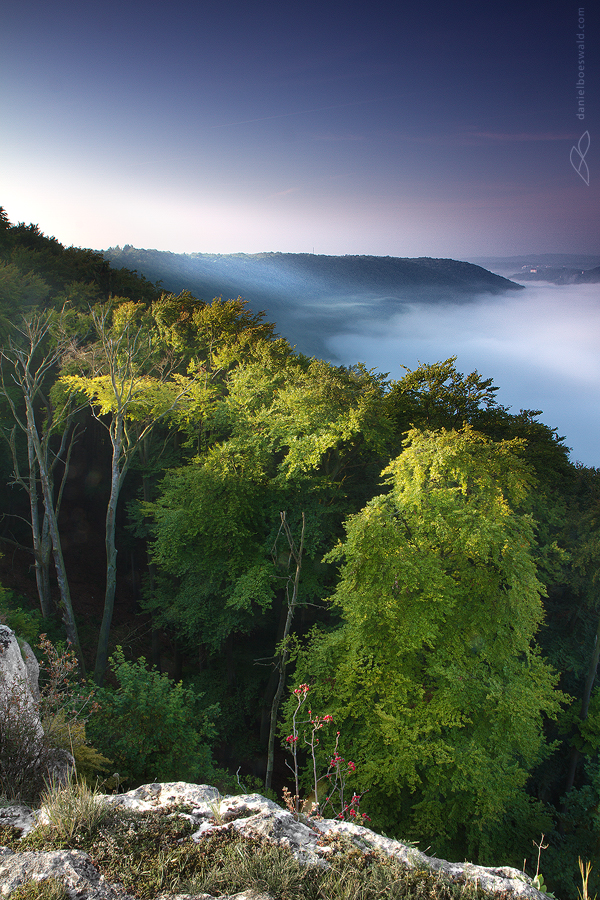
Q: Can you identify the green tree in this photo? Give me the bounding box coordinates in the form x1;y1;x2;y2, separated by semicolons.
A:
142;350;390;765
0;264;49;334
87;648;219;787
144;352;390;653
61;300;198;683
289;426;564;862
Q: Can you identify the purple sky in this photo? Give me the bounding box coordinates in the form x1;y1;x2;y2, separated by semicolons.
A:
1;0;598;256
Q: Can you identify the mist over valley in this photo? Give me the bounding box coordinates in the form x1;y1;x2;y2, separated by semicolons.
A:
103;247;600;467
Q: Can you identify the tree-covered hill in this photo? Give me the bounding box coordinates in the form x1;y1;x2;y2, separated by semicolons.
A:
0;208;162;322
101;247;523;356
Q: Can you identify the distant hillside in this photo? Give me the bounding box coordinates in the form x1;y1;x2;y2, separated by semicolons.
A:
508;265;600;285
101;248;522;356
467;254;600;278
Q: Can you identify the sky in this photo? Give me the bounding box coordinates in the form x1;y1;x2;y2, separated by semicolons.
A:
0;0;598;257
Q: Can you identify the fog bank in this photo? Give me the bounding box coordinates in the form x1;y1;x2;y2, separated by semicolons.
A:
326;284;600;468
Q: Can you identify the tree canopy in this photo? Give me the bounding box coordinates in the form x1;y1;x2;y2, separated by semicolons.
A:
287;427;565;862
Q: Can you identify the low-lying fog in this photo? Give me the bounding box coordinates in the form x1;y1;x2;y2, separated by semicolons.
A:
325;283;600;468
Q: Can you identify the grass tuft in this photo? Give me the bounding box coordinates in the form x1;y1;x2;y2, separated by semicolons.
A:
37;778;109;841
7;877;70;900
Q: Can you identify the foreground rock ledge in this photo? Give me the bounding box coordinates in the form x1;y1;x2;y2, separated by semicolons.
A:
0;782;546;900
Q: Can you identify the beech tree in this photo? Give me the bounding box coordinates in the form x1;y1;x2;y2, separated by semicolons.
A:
289;426;564;862
145;352;390;652
62;295;279;685
61;301;197;684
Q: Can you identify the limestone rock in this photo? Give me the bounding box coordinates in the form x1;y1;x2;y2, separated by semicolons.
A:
2;782;548;899
20;640;40;703
0;625;75;793
0;848;132;899
0;802;38;837
0;625;43;742
99;783;546;899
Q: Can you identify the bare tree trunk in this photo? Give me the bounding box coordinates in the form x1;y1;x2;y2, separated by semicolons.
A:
20;388;85;672
25;435;51;617
5;426;53;618
265;511;305;792
1;314;84;656
94;414;126;685
140;438;161;670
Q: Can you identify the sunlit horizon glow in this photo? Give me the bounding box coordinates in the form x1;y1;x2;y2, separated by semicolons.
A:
1;1;598;257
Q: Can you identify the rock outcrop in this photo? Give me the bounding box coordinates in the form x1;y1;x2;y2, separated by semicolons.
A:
0;782;547;900
0;625;43;743
0;625;74;792
0;848;131;899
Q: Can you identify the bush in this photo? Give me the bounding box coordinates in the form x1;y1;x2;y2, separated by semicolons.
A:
87;648;220;787
37;635;111;782
0;634;107;803
0;590;42;647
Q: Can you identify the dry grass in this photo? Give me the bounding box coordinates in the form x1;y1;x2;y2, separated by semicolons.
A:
7;877;70;900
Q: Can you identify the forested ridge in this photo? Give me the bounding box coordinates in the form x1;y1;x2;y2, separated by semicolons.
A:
101;246;523;358
0;208;598;898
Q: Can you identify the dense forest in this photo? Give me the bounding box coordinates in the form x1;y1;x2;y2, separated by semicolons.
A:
0;208;598;898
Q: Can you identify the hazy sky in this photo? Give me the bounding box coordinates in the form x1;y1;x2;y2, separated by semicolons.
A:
1;0;598;257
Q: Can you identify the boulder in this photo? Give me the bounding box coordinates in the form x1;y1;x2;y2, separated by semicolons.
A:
0;625;43;742
0;625;75;795
20;639;40;703
0;803;38;837
0;848;132;899
1;782;548;900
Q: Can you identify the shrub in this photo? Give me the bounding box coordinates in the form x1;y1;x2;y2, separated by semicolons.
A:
0;588;45;647
41;713;111;783
87;648;220;787
36;635;110;783
0;634;107;803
